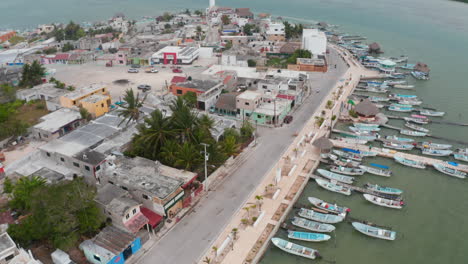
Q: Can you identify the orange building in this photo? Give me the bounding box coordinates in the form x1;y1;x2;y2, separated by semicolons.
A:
288;57;328;73
0;31;16;43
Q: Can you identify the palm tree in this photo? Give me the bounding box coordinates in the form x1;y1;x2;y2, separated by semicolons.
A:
118;89;146;126
135;110;175;159
220;135;239;157
160;140;179;166
175;142;202;171
243;206;251;218
255;195;264;211
231;228;238;240
202;257;211;264
199;114;215;133
172;106;199;143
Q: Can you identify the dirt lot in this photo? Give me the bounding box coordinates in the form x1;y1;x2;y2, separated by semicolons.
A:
45;58;218;101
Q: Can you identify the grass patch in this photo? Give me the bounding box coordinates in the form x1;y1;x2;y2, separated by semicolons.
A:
16;101;49;125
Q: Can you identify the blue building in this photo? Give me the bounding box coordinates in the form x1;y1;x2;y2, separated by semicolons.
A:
80;226;142;264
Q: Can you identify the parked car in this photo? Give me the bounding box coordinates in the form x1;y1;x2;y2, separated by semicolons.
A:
137;84;151;91
131;64;141;68
128;68;139;73
172;68;182;73
146;68;159;73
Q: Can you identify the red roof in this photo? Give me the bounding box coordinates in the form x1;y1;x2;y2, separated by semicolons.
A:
141;207;163;228
53;53;70;60
277;94;295;100
171;76;187;84
124;212;149;233
223;75;233;85
184;39;195;43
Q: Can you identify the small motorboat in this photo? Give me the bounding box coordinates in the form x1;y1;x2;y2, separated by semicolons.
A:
353;123;380;129
388;106;413;112
383;141;414;150
392;84;414;90
315;179;352;196
333;150;363;161
417;142;452;150
335;137;368;145
328;154;361;167
359;164;392;177
307;197;350;216
454;154;468;162
391;103;413;108
316;169;355;184
287;230;331;242
369;96;389;102
350;125;381;132
363;194;404;209
422;148;452;157
399;99;422;106
385;135;414;143
419;109;445;117
433;164;467;179
404;122;429;133
455;148;468;155
330;165;365;176
400;130;427;137
411;71;429;80
394;156;426;169
351;222;396;241
365;183;403;195
389;93;417;100
271;238;320;259
349;126;379;134
298;208;344;224
291;216;336;233
403;117;428;124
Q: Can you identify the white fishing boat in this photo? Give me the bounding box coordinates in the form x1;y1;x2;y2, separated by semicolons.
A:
315;179;352;196
404;122;430;133
383;141;414;150
399;99;423;106
365;183;403;195
403;116;428;124
419;109;445;117
307;197;350;216
394;156;426;169
389;105;413;112
353;123;380;129
422;148;452;156
433;164;466;179
330;165;365;176
291;216;336;233
335;137;368;145
392;84;414;90
363;194;404;209
385;135;414;143
287;231;331;242
350;125;381;132
271;238;320;259
298;208;344;224
417;142;452;150
352;222;396;241
400;130;427;137
328;154;361;167
316;169;355;184
359;164;392;177
454;154;468;162
332;150;363;161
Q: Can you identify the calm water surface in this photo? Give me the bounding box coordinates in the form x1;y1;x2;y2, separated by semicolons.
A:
3;0;468;263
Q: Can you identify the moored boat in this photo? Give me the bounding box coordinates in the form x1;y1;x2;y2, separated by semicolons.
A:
388;105;413;112
392;84;414;90
419;109;445;117
349;126;379;134
417;142;452;150
287;230;331;242
404;122;430;133
369;96;389;102
307;197;350;216
342;148;377;157
454;154;468;162
383;141;414;150
333;150;363;161
385;135;414;143
271;238;320;259
330;165;365;176
403;116;428;124
363;194;404;209
394;156;426;169
422;148;452;157
399;99;423;106
316;169;355;184
351;222;396;241
433;164;466;179
315;179;352;196
365;183;403;195
359;164;392;177
291;216;336;233
400;129;427;137
391;103;413;108
389;93;417;99
350;125;381;132
335;137;368;145
298;208;344;224
353;123;380;129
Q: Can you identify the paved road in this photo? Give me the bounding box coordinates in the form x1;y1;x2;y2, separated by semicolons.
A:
139;48;348;264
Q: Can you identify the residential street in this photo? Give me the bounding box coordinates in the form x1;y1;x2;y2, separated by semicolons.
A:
138;48;348;264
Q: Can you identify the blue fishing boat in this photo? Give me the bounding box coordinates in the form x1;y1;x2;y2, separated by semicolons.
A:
454;154;468;162
352;222;396;241
307;197;350;216
316;169;355;184
359;163;392;177
365;183;403;195
271;238;320;259
291;217;336;233
394;156;426;169
298;208;344;224
287;231;331;242
342;148;377;157
389;93;418;99
390;103;413;108
389;106;413;112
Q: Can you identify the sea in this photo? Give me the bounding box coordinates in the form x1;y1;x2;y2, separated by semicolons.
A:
2;0;468;263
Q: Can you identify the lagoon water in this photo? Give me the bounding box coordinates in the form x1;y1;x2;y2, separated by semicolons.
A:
3;0;468;263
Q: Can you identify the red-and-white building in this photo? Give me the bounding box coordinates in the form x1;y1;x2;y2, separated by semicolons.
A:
149;46;199;65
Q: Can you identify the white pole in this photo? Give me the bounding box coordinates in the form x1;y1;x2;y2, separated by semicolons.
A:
201;143;209;191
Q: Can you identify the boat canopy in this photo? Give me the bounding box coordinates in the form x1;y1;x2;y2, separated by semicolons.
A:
447;161;459;166
370;163;389;169
342;148;360;154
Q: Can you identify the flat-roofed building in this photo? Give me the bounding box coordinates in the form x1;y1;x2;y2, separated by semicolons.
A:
266;22;285;42
149;46;199;65
60;84;111;118
302;29;327;58
32;108;82;141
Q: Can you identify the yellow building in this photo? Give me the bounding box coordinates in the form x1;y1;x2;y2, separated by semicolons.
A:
60;84;111;118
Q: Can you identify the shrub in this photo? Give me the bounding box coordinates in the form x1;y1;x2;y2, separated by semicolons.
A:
349;109;358;118
331;115;337;121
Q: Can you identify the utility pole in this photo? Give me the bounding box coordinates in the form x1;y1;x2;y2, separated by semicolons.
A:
273;99;276;127
201;143;210;191
254;120;258;146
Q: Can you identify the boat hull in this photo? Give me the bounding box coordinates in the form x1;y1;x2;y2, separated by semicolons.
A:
363;194;403;209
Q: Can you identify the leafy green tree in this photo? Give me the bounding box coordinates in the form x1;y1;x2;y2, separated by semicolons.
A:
224;40;233;50
240;121;254;142
62;43;75;52
44;47;57;55
160;140;179;166
247;59;257;67
1;84;16;101
194;10;204;16
222;128;240;142
79;107;92;121
184;9;191;15
220;135;239;157
19;61;46;88
64;21;85;40
118;89;146;125
135;110;175;159
164;23;171;30
286;49;312;64
221;15;231;25
175;142;202;170
8;176;46;212
243;24;254;36
162;12;174;22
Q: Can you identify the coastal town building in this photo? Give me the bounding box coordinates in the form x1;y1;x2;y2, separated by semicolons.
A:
36;24;54;34
301;29;327;58
266;22;286;42
289;57;328;72
0;67;22;86
59;84;111;117
32;108;82;141
235;8;254;19
0;32;16;43
0;232;41;264
212;92;239;117
150;46;199;65
16;83;69;111
169;79;223;111
236;90;262;119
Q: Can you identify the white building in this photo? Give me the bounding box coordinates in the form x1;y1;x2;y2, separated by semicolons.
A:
301;29;327;58
266;22;286;42
209;0;216;8
150;46;199;65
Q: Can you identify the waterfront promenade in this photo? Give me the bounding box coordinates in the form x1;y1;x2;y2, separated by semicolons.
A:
197;46;378;264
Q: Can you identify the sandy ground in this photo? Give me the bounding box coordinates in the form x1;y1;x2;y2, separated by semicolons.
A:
45;58;219;101
2;140;45;167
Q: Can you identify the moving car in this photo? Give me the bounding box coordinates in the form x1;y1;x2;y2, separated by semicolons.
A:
128;68;139;73
137;84;151;91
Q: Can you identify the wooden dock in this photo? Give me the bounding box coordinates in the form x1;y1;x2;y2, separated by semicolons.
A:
330;139;468;173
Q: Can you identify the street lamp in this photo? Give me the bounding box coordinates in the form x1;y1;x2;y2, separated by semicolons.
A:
201;143;210;191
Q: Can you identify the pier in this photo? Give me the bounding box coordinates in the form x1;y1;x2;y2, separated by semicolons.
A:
330;139;468;173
